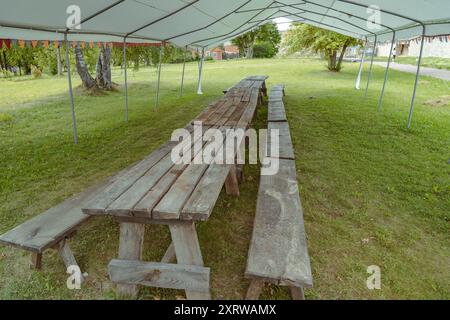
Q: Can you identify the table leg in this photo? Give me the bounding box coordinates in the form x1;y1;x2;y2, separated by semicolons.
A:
169;222;211;300
117;222;145;298
225;165;240;196
290;286;305;300
246;279;265;300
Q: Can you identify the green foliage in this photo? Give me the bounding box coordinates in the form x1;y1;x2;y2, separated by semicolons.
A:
253;41;278;58
232;23;281;58
30;65;42;78
283;23;361;71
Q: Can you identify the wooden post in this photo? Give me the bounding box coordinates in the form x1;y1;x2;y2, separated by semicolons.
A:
169;222;210;300
30;252;42;270
225;165;240;197
116;222;145;298
290;286;305;300
246;279;265;300
55;240;85;283
236;164;244;184
161;242;176;263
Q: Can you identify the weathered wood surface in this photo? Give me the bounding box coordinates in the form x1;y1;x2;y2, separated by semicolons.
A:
245;159;313;288
116;222;145;298
169;222;210;299
108;260;210;292
0;175;118;253
268;121;295;160
268;100;287;122
246;279;265;300
30;252;42;269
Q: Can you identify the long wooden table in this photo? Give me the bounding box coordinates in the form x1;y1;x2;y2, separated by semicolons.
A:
82;76;268;299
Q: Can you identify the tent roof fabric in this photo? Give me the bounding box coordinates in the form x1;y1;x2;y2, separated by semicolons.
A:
1;0;449;47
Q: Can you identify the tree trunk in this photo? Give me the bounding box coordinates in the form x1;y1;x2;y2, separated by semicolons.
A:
57;46;63;76
95;46;112;89
336;39;351;72
74;46;96;89
245;45;254;59
327;50;337;71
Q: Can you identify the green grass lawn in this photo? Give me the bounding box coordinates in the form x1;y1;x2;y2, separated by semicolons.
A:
0;58;449;300
372;56;450;70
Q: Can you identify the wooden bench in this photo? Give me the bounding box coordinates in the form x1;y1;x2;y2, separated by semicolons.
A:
0;174;117;272
0;137;180;273
245;85;313;300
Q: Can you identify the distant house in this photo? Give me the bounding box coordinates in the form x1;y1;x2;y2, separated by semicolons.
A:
224;45;240;59
207;47;224;60
376;36;450;58
206;45;240;60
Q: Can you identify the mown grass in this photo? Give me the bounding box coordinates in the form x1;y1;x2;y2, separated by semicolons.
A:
0;58;449;300
372;56;450;70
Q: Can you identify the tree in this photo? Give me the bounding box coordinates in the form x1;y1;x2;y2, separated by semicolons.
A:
232;23;281;59
282;24;362;72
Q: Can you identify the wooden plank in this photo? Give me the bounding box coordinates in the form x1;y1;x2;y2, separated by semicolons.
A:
161;242;176;263
56;240;85;283
132;164;187;217
224;165;240;197
226;101;249;127
131;126;214;218
169;221;210;300
268;100;287;122
236;91;259;129
116;222;145;298
246;279;265;300
268;121;295;160
245;159;313;288
30;252;42;269
181;164;231;221
106;153;175;217
108;260;210;293
0;175;119;253
152;163;209;220
290;286;305;300
82;141;176;215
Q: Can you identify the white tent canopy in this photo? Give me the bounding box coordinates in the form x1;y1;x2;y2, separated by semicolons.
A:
1;0;449;143
1;1;449;47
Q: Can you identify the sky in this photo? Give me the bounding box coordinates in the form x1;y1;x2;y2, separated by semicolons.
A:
273;17;293;32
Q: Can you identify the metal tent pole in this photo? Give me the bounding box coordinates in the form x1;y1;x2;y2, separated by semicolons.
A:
407;26;426;129
64;33;77;145
355;37;368;90
180;46;187;97
155;44;163;108
123;38;128;121
365;35;377;98
197;47;205;95
378;31;396;110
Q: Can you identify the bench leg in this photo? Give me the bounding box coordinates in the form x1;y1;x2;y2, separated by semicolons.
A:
246;279;265;300
169;222;211;300
236;164;245;184
116;222;145;298
54;240;85;283
161;242;176;263
225;165;240;197
30;252;42;270
290;286;305;300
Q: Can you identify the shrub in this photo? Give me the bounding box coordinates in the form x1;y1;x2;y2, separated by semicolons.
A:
30;65;42;78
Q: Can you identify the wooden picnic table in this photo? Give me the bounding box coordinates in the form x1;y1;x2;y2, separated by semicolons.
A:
82;76;268;299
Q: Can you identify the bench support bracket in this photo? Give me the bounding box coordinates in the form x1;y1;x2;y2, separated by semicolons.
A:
169;222;211;300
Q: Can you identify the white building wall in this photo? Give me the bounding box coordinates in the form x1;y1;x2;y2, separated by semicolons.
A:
376;39;450;58
408;40;450;57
